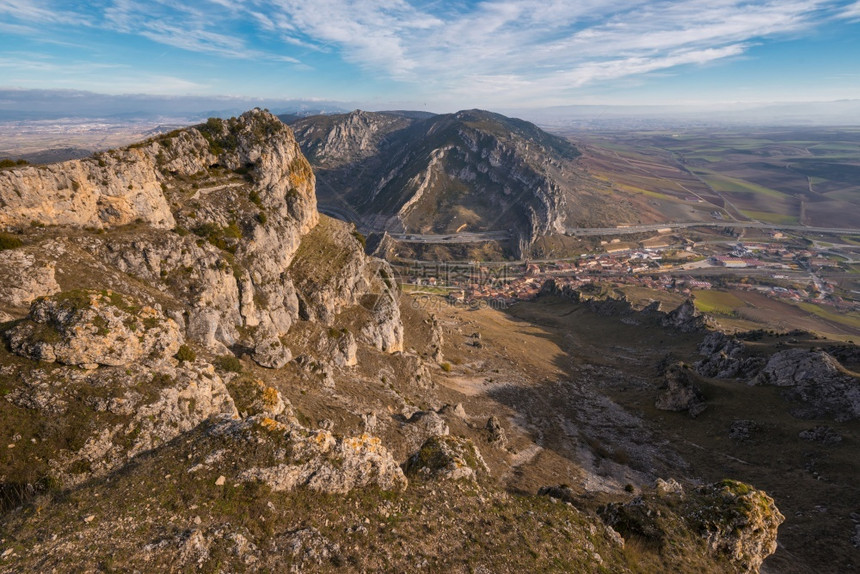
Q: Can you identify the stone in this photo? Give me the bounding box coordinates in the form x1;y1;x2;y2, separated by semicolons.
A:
661;299;708;333
798;425;842;445
695;332;765;380
252;333;292;369
696;480;784;574
654;478;684;497
236;419;407;494
0;247;61;312
729;420;760;441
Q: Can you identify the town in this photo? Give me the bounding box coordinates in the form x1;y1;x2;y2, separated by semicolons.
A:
395;228;859;317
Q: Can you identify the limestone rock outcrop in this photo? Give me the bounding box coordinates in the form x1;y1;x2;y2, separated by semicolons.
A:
661;299;709;333
695;332;765;380
695;480;784;574
754;348;860;421
6;290;182;368
0;147;175;230
599;479;783;574
0;109;406;361
231;417;408;494
655;364;707;417
0;245;61;312
404;435;488;481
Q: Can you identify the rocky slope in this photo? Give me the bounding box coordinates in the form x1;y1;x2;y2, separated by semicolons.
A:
290;109;633;256
0;110;789;572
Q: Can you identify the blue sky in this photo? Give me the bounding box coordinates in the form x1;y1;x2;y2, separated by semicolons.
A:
2;0;860;112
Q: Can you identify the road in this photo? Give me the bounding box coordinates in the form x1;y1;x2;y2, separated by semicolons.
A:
564;222;860;237
389;230;512;243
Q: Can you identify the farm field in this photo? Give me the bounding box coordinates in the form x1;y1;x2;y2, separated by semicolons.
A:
567;127;860;229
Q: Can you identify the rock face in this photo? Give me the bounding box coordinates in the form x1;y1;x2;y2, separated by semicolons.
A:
754;348;860;421
289;109;628;257
0;109;406;360
6;290;182;368
655;364;707;418
485;415;508;448
1;357;237;484
360;284;404;353
0;245;61;311
0;148;175;230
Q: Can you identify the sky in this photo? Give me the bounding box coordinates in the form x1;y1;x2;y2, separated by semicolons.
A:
2;0;860;113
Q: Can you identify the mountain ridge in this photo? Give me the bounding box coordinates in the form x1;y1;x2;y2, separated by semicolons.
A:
289;108;626;257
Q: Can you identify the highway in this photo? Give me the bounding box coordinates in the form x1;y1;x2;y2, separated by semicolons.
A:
564;222;860;237
389;230;512;243
319;199;859;245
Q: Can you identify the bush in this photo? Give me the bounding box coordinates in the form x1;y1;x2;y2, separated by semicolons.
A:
440;362;452;372
215;355;243;373
0;158;28;169
0;232;23;251
175;344;196;362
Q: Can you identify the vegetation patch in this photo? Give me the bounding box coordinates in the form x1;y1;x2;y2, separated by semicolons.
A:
0;231;24;250
214;354;243;373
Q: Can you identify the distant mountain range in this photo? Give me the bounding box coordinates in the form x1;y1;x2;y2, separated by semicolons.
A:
0;89;348;122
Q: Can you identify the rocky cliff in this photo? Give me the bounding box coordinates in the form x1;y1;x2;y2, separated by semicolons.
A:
0;109;402;362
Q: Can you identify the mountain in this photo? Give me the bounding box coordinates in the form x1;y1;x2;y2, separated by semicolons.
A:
289;109;634;256
0;109;812;572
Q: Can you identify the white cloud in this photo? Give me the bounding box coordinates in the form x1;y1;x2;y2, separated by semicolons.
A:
840;0;860;20
0;0;852;105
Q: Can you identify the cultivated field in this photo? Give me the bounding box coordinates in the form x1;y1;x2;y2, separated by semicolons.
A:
567;128;860;229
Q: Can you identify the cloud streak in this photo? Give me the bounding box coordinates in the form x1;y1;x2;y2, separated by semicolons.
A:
0;0;855;105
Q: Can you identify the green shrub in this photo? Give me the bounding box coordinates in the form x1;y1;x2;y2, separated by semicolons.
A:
0;158;28;169
440;362;452;372
215;355;243;373
0;232;23;250
352;230;367;249
175;344;196;362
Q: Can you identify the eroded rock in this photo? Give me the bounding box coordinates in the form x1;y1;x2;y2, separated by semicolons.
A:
404;435;488;481
655;364;707;418
6;290;182;367
754;348;860;421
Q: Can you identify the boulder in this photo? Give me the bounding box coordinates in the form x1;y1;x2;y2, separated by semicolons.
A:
485;415;508;448
661;299;709;333
695;332;765;380
655;364;707;418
